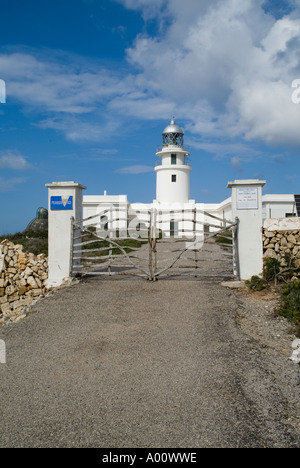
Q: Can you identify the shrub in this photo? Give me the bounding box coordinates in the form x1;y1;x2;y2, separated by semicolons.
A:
0;230;48;256
263;257;281;282
245;275;266;291
278;281;300;334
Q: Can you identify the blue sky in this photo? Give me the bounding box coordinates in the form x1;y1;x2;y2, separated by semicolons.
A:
0;0;300;234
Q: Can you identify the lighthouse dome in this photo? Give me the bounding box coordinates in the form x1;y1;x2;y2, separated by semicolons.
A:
162;118;184;147
163;119;184;135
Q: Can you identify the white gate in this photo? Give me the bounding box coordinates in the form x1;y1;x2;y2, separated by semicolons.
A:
71;208;240;281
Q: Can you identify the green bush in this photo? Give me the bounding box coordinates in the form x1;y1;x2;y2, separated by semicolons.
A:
0;230;48;256
245;275;267;291
263;257;281;282
278;281;300;333
246;257;296;292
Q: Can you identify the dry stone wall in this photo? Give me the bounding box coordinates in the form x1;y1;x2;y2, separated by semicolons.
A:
263;218;300;277
0;239;48;324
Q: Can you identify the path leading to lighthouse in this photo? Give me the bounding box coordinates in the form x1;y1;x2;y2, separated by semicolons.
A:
86;238;235;281
0;278;299;448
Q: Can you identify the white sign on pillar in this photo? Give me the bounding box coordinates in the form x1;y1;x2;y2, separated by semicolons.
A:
236;187;258;210
45;181;86;288
228;179;266;280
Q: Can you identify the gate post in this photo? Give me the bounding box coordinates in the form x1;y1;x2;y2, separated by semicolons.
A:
45;181;86;288
228;179;266;280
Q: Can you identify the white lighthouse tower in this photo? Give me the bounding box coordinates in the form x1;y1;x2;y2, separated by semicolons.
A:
155;119;191;205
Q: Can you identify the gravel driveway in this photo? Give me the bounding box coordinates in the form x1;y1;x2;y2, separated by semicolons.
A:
0;276;299;448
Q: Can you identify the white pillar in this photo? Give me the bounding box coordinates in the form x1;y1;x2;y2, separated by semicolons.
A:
228;179;266;280
45;181;86;288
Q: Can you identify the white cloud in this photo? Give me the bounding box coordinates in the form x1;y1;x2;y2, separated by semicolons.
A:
229;79;300;145
0;151;30;170
0;51;137;142
261;16;300;54
116;165;153;174
189;139;263;159
122;0;300;147
109;94;174;120
36;115;123;143
115;0;167;19
231;156;244;172
0;177;26;192
1;0;300;150
0;52;130;114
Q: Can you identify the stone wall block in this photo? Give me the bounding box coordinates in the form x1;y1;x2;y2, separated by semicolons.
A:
262;227;300;278
0;239;49;323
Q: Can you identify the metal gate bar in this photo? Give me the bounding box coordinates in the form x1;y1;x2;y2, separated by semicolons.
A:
71;209;240;281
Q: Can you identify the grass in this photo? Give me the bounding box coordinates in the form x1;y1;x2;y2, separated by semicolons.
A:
83;238;146;256
0;229;48;256
0;226;146;270
214;230;233;245
80;227;147;264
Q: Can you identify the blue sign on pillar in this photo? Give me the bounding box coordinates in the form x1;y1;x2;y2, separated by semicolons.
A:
50;196;73;211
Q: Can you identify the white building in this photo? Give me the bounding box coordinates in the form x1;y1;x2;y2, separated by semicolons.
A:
82;119;299;234
45;120;300;286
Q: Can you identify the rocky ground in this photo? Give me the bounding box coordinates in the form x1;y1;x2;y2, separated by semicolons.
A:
232;285;300;436
0;276;299;448
1;239;299;447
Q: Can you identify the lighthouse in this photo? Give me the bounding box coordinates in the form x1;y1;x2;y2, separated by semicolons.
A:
155;119;191;205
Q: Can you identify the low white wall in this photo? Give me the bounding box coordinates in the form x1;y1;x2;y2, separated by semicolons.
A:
262;195;296;220
264;217;300;231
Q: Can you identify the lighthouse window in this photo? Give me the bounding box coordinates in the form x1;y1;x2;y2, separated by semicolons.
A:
171;174;177;183
171;154;177;165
